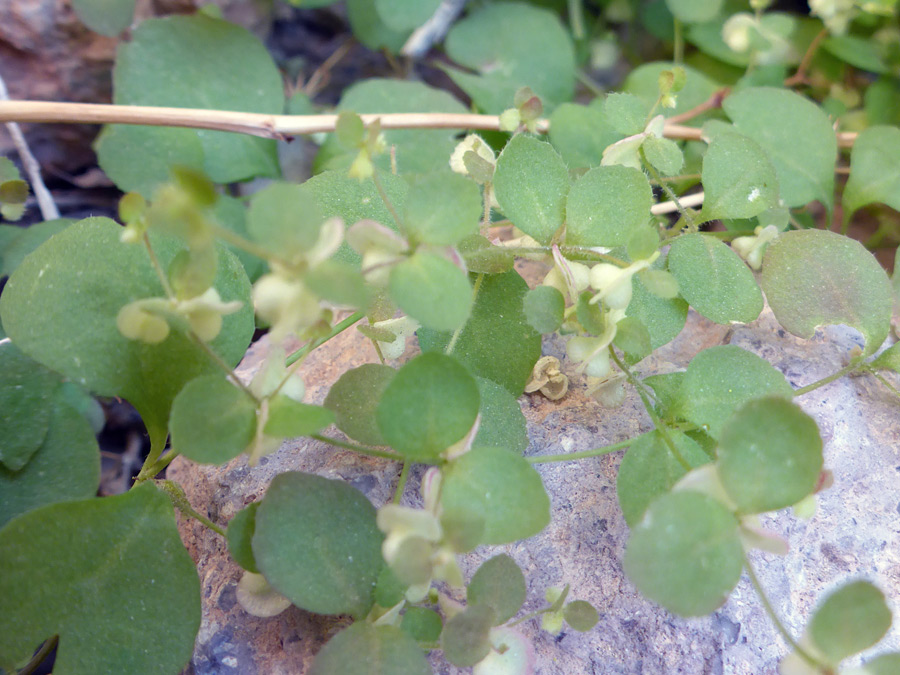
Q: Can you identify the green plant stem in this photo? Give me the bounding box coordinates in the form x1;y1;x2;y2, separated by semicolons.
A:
869;369;900;399
134;427;169;485
141;450;180;479
509;605;555;627
446;273;484;355
610;349;691;471
286;311;366;366
642;149;696;232
189;331;258;402
372;171;404;230
575;71;605;97
142;233;175;299
673;18;684;64
743;552;825;670
393;461;411;504
792;358;864;397
311;433;404;461
157;479;226;536
481;183;494;234
527;435;639;464
16;635;58;675
567;0;585;39
209;223;291;268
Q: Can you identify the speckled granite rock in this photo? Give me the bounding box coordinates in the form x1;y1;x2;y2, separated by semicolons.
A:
169;307;900;674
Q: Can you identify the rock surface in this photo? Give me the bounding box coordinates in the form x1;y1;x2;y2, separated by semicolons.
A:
168;307;900;674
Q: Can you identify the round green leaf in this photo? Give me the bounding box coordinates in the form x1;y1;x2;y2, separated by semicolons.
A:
474;377;529;454
723;87;837;210
226;502;260;573
0;218;255;444
458;235;515;275
170;375;257;464
99;14;283;192
443;2;575;113
72;0;135;36
602;93;650;136
810;581;892;665
0;218;74;279
566;165;653;247
315;79;468;176
376;352;480;461
859;653;900;675
468;554;526;625
0;483;200;675
400;607;443;643
0;397;100;529
493;135;570;245
389;252;473;333
309;622;431;675
441;604;496;667
302;170;408;266
612;316;652;365
345;0;408;52
760;229;893;356
418;269;542;396
718;398;822;514
668;233;763;324
95;125;205;198
844;126;900;224
441;446;550;546
628;271;688;350
548;102;622;169
523;285;565;334
253;472;384;618
624;491;743;616
0;340;62;471
325;364;396;445
677;345;794;439
642;135;684;176
262;397;335;438
617;430;710;527
665;0;723;23
700;131;778;222
247;181;323;256
404;172;482;246
564;600;599;632
375;0;441;33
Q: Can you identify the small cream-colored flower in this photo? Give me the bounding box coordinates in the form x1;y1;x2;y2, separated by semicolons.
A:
450;134;496;175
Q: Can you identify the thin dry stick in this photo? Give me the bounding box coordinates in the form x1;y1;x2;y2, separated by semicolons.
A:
666;87;730;125
784;27;828;87
0;100;861;148
652;190;704;215
0;78;60;220
402;0;468;58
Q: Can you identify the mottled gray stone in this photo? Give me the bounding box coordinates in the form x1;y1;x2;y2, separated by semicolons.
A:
170;308;900;674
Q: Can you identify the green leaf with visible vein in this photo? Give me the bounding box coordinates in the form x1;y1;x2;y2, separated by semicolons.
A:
97;14;283;194
761;230;893;356
700;131;778;222
624;491;743;616
668;234;762;324
493;135;570;245
377;352;480;461
443;2;575;113
723;87;837;210
0;483;200;675
843;126;900;224
253;472;384;618
0;218;254;446
0;397;100;528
